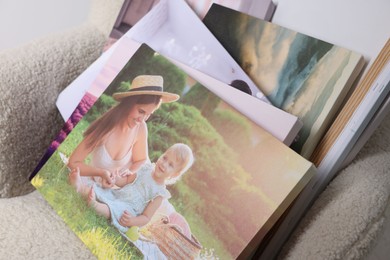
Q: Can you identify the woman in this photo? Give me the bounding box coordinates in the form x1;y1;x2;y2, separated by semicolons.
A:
68;75;179;186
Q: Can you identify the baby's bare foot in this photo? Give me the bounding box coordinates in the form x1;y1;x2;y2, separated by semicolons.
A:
87;187;97;208
69;167;82;192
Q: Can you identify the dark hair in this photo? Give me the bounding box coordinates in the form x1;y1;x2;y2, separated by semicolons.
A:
84;94;162;149
229;79;252;95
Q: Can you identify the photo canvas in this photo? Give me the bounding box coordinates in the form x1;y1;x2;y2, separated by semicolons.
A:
203;4;365;158
31;44;314;259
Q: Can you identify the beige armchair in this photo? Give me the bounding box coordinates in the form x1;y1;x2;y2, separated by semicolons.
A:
0;0;389;259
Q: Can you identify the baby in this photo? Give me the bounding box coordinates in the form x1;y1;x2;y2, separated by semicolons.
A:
69;143;194;233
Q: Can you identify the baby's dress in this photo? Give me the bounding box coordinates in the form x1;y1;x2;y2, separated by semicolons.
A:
93;163;171;233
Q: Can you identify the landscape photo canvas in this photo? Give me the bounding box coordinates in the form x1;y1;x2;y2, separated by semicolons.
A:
203;4;364;158
31;44;314;259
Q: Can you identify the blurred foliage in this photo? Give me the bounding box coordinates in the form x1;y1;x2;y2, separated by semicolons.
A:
209;108;252;155
84;94;116;123
181;82;220;118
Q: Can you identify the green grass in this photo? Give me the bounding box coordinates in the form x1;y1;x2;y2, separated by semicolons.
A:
32;149;143;259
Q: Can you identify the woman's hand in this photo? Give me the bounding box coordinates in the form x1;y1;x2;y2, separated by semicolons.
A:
119;210;134;227
101;169;115;187
101;178;114;189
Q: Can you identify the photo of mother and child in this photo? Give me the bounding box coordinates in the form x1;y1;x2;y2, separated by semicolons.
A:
66;75;195;237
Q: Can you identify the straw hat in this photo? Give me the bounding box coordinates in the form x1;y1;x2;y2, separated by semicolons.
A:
113;75;180;103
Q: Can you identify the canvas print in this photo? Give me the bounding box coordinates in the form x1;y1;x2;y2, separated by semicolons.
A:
31;44;314;259
203;4;364;158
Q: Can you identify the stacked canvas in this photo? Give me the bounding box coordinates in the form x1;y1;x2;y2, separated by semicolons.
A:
29;0;390;259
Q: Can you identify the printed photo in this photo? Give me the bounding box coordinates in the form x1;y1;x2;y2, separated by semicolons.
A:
32;44;313;259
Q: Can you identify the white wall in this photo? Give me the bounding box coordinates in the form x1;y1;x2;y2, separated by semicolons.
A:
0;0;91;51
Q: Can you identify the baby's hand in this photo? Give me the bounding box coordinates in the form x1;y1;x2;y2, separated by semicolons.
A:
119;210;134;227
119;168;134;177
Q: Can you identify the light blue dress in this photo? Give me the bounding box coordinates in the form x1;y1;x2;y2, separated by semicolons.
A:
93;163;171;233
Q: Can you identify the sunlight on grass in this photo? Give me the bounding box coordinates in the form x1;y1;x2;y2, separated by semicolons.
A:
79;227;134;259
33;149;143;260
31;175;44;188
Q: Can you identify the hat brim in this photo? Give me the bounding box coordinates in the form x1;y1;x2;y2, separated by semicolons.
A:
112;90;180;103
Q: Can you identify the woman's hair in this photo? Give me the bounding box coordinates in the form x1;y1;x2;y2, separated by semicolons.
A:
84;94;162;149
165;143;194;185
